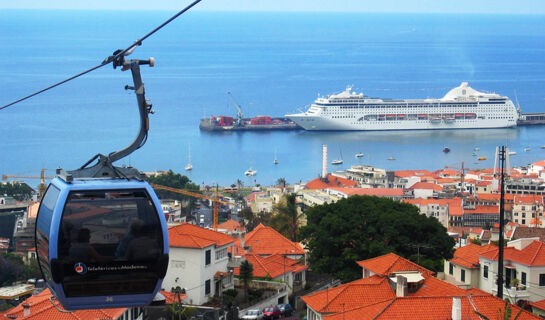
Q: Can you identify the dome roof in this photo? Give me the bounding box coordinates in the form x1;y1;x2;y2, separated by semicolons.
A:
441;82;498;101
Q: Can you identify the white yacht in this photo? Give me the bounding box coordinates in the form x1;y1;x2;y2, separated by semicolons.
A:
285;82;519;131
245;168;257;176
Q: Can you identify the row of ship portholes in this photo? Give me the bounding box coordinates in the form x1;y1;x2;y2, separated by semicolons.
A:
359;113;478;121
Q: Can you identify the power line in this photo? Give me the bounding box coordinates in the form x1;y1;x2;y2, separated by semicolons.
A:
0;0;203;111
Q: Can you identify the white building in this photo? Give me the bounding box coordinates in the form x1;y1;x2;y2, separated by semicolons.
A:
163;223;235;305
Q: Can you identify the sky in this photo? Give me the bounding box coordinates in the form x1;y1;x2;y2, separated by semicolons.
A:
1;0;545;14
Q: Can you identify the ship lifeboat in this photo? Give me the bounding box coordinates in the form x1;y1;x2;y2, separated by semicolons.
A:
430;114;442;123
386;114;395;118
455;113;464;119
417;114;428;119
465;113;477;119
397;114;406;120
444;114;455;122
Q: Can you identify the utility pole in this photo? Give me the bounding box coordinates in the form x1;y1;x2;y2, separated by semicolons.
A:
497;146;506;299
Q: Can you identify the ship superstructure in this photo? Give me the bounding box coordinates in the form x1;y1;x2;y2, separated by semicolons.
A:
285;82;518;131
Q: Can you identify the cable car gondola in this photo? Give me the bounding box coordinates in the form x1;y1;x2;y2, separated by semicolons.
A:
35;49;169;310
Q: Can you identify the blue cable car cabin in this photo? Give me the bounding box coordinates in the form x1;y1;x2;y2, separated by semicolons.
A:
36;177;169;310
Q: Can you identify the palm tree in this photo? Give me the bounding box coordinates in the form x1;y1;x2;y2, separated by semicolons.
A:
239;260;253;303
271;193;303;241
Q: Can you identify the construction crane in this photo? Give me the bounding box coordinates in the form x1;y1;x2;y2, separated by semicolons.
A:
150;184;230;229
227;91;244;125
444;162;470;194
2;168;54;199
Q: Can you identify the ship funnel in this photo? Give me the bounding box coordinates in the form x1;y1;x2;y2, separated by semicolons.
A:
322;144;328;179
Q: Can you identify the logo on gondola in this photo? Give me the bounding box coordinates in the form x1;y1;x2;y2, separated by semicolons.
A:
74;262;87;275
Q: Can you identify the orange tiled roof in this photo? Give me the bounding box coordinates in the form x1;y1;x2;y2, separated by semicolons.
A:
477;193;514;201
437;169;461;177
530;299;545;311
356;253;433;277
515;195;544;204
2;288;125;320
403;198;463;216
409;182;443;191
306;174;358;190
450;243;497;269
476;181;491;186
301;276;395;313
329;187;404;197
480;240;545;266
436;178;456;184
244;224;305;255
160;290;187;304
217;219;246;233
233;254;307;278
394;170;432;178
322;295;540;320
533;160;545;167
464;205;499;215
168;223;235;248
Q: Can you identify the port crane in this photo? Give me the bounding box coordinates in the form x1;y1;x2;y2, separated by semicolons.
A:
151;184;230;229
444;162;471;194
227;91;244;125
2;168;54;199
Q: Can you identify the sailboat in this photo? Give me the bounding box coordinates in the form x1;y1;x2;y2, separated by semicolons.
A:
185;143;193;171
273;148;279;165
331;146;343;165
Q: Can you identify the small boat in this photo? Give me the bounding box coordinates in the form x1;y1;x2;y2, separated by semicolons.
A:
245;168;257;176
355;153;364;158
525;147;531;152
478;157;487;161
472;152;477;156
332;146;344;165
474;147;480;151
273;148;279;165
509;151;517;156
387;157;396;160
443;147;450;153
185;143;193;171
541;145;545;149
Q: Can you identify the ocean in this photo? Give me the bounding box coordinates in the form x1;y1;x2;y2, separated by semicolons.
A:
1;10;545;187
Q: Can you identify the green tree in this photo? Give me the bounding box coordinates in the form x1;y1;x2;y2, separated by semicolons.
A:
300;195;455;282
239;260;254;303
0;182;33;201
0;253;25;286
276;178;287;188
271;194;303;241
146;170;200;206
239;207;272;232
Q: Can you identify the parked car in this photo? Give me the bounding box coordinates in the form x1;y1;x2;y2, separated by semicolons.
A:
241;309;264;320
263;306;281;319
277;303;293;317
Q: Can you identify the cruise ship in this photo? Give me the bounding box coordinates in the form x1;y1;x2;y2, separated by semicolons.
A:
285;82;519;131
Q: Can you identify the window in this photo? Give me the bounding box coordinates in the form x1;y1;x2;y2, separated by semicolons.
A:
449;262;453;275
540;274;545;286
461;269;466;282
205;250;211;265
205;279;211;295
522;272;526;286
484;265;488;279
215;247;228;260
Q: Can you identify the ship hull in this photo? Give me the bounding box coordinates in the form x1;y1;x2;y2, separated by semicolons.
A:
286;114;517;131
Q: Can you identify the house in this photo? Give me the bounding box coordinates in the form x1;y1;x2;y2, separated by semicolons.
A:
509;226;545;242
475;181;492;194
512;195;544;227
233;253;308;293
239;223;305;259
163;223;235;305
408;182;443;199
326;187;405;201
305;174;358;190
403;198;463;228
216;219;246;236
479;238;545;303
444;243;496;289
463;205;499;228
302;252;539;320
0;237;9;253
334;165;388;188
